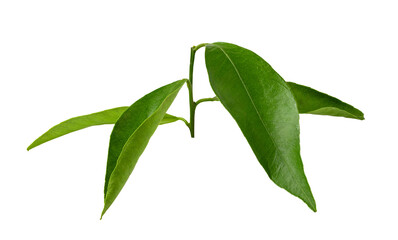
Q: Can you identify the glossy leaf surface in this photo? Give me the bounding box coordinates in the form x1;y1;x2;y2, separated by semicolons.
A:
205;42;316;211
287;82;364;120
27;108;182;151
102;79;186;217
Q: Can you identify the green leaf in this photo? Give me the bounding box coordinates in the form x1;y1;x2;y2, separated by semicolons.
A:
27;107;129;151
287;82;364;120
205;42;316;211
102;79;186;218
27;109;184;151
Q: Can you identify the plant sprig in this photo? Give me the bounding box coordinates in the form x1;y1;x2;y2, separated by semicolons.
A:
28;42;364;218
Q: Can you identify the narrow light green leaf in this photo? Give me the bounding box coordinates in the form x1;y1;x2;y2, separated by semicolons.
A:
102;79;186;218
27;107;129;151
205;42;316;211
27;108;184;151
287;82;364;120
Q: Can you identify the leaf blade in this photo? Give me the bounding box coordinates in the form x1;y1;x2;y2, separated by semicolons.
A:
27;107;129;150
101;79;186;217
27;110;185;151
205;42;316;211
287;82;364;120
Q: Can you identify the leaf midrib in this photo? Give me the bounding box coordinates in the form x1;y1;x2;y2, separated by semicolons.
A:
211;44;313;204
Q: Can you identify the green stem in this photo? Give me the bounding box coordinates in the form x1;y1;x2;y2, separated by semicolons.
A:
187;43;208;138
196;96;219;106
193;43;208;52
176;117;190;129
188;48;196;138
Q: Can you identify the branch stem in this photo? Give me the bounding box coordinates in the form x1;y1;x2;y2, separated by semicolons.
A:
187;43;208;138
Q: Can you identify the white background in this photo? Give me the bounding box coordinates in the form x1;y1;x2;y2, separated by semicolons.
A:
1;0;397;239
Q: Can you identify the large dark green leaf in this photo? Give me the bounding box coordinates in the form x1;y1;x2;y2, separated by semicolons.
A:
102;79;186;218
205;42;316;211
287;82;364;120
27;107;183;151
